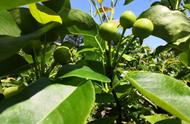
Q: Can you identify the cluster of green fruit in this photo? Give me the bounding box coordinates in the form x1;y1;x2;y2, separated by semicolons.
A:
99;10;154;41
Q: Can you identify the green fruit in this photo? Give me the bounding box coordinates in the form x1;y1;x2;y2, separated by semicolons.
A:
99;22;118;41
132;18;154;39
120;10;137;29
53;46;72;65
3;86;22;98
23;40;42;55
62;41;76;49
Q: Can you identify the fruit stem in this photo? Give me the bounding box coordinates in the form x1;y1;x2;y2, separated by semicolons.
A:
106;41;122;124
40;35;48;76
168;0;174;10
90;0;103;23
113;36;136;68
113;28;126;66
100;4;109;21
31;53;40;79
45;61;57;77
110;0;115;20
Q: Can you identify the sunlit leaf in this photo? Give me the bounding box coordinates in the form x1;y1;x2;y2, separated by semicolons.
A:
62;66;111;83
0;0;46;11
0;78;95;124
0;10;21;37
140;5;190;43
126;71;190;123
29;3;62;24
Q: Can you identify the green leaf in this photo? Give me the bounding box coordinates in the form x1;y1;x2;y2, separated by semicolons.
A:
62;66;111;83
184;4;190;10
126;71;190;123
10;8;39;34
96;93;115;103
0;10;21;37
0;23;56;62
89;117;116;124
59;9;105;59
139;5;190;43
179;50;190;67
0;78;95;124
29;3;62;24
0;0;46;11
142;114;170;124
122;54;136;61
43;0;71;12
124;0;134;5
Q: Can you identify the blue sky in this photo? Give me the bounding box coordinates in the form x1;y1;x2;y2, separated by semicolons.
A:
70;0;166;49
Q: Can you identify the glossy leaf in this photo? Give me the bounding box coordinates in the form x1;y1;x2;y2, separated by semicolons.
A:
0;10;21;37
29;3;62;24
0;23;56;62
0;0;46;11
62;66;111;83
140;5;190;43
126;71;190;122
0;78;95;124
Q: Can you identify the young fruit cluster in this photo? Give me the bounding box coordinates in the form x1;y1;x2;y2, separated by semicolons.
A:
53;46;72;65
99;10;154;41
120;10;154;39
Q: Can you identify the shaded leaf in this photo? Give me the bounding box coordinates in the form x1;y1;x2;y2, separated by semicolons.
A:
142;114;170;124
126;71;190;122
0;78;95;124
156;118;181;124
43;0;71;12
10;8;39;34
62;66;111;83
0;54;29;77
88;117;116;124
96;93;115;103
0;10;21;37
29;3;62;24
124;0;134;5
0;0;46;11
0;23;56;62
179;50;190;67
